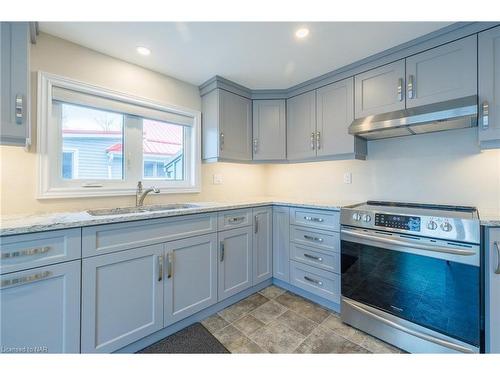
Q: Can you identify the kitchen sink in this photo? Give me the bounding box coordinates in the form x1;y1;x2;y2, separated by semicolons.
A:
87;204;201;216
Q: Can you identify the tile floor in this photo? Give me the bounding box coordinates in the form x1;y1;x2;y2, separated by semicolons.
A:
201;285;403;354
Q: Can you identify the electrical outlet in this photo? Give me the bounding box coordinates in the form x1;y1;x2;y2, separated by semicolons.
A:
212;174;223;185
343;172;352;184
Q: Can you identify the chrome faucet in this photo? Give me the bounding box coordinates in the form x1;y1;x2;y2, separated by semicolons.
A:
136;181;160;207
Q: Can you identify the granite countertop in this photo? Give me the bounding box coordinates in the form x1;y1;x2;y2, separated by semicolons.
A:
480;210;500;228
0;198;356;236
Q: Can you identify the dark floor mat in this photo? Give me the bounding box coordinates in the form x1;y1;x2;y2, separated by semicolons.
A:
137;323;230;354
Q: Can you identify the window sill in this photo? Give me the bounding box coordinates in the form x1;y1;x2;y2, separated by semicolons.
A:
37;186;201;200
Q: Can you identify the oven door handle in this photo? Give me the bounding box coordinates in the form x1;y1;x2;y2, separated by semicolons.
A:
341;228;476;256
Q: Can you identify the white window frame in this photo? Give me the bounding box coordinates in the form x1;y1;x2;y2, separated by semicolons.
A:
37;71;201;199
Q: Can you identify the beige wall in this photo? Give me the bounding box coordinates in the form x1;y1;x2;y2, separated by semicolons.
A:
0;33;268;215
1;33;499;216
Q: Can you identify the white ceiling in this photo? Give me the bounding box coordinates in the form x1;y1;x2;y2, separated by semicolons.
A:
39;22;452;89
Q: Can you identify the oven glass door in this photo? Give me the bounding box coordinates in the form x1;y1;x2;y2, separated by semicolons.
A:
341;233;480;346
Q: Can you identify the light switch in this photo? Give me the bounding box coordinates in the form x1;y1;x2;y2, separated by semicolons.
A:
213;174;223;185
343;172;352;184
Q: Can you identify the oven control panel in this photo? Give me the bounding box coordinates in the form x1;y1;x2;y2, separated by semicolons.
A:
374;213;421;232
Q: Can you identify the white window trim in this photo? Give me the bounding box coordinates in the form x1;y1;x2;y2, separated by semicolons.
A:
37;71;201;199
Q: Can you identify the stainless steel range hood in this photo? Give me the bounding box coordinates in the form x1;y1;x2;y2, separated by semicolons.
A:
348;96;478;140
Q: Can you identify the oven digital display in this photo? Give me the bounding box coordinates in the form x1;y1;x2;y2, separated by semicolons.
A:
374;214;421;231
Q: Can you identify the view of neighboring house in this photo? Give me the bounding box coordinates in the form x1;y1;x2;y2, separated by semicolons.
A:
60;103;184;181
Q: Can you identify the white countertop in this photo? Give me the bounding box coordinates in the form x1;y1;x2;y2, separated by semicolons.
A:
0;198;355;236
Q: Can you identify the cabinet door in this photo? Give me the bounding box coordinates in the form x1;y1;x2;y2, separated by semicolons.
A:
354;60;405;119
0;260;81;353
219;89;252;161
316;77;355;157
479;26;500;148
272;206;290;282
0;22;30;146
81;244;164;353
218;226;253;301
252;207;272;285
164;234;218;326
252;99;286;160
406;35;477;108
287;91;316;160
486;228;500;353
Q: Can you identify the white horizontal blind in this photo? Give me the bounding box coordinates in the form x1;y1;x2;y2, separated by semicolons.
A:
52;86;194;127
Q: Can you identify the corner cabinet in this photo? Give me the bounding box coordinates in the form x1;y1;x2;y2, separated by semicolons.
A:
81;244;165;353
486;227;500;353
479;25;500;149
202;88;252;162
0;22;30;146
252;99;286;161
252;207;273;284
272;206;290;282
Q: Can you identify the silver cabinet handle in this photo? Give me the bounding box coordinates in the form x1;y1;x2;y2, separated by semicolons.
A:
15;94;23;125
316;131;321;150
304;276;323;286
495;242;500;275
1;246;51;259
254;216;258;234
1;271;52;289
304;216;324;223
397;78;404;102
303;234;323;243
310;132;316;150
229;216;245;223
220;241;225;262
167;253;173;279
304;253;323;262
220;132;224;151
407;75;415;99
253;139;258;154
158;255;164;282
482;101;489;130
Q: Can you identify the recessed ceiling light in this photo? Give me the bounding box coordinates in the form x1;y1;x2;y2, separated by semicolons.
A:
136;46;151;56
295;28;310;39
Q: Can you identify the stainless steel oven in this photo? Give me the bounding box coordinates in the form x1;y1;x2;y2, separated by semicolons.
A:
340;201;482;353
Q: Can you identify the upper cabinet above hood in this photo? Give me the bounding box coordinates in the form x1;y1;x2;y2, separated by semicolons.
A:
349;96;478;140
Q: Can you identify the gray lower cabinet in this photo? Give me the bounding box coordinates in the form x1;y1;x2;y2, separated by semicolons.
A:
355;60;406;119
272;206;290;282
252;207;272;284
287;91;316;160
0;260;81;353
252;99;286;161
316;77;365;159
479;25;500;149
164;234;218;326
218;226;253;301
486;228;500;353
202;88;252;162
81;244;164;353
405;35;477;108
0;22;30;146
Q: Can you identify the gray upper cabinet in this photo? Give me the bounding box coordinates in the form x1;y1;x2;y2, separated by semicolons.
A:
0;260;81;353
405;35;477;108
202;88;252;162
218;226;253;301
479;25;500;149
252;207;273;285
287;91;316;160
252;99;286;161
81;244;164;353
355;60;406;119
272;206;290;283
164;234;218;326
486;228;500;353
0;22;30;146
316;77;365;158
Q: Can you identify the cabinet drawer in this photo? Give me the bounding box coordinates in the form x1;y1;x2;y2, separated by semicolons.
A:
290;226;340;253
0;229;81;275
218;209;252;230
290;260;340;303
290;207;339;231
291;243;339;273
82;213;217;257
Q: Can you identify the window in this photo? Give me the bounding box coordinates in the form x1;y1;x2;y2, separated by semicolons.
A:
37;72;201;198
